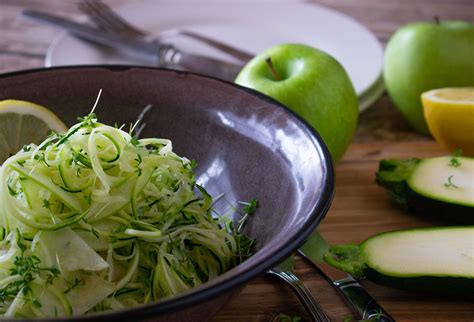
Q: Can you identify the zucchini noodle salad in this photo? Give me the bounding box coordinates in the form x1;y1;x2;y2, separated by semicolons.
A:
0;93;257;318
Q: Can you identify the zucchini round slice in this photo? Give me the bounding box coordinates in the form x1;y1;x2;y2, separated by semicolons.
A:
376;156;474;223
325;227;474;297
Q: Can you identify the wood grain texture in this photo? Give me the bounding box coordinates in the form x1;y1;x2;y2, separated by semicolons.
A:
1;1;473;321
213;141;474;322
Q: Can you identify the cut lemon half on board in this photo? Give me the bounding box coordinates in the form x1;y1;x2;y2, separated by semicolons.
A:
0;100;67;163
422;87;474;156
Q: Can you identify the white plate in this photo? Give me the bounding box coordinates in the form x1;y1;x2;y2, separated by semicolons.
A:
46;1;384;111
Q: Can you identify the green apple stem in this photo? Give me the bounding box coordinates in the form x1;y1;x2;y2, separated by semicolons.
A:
434;16;440;24
265;57;282;81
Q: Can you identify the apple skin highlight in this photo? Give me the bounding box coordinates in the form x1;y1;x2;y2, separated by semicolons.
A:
235;43;358;163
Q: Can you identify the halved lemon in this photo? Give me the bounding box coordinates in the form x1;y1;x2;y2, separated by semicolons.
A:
422;87;474;156
0;100;68;163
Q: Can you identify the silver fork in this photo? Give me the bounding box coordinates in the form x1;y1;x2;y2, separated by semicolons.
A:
267;265;330;322
78;0;254;63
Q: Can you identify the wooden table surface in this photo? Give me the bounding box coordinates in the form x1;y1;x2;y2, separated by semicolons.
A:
1;1;473;321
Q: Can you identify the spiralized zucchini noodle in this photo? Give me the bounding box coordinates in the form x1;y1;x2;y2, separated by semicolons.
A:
0;112;255;317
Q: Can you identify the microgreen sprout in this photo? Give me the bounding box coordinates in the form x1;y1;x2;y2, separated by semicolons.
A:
444;175;460;189
237;198;258;233
449;149;462;168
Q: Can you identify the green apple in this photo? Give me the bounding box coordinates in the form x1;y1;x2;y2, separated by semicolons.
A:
384;20;474;134
235;43;358;162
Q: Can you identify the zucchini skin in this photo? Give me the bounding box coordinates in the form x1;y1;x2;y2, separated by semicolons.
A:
376;158;473;224
325;227;474;298
405;187;473;224
365;268;474;298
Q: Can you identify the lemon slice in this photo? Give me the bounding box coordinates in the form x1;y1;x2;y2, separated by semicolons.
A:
422;87;474;156
0;100;68;163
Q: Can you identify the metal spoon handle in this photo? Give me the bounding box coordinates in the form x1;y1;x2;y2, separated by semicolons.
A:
269;270;330;322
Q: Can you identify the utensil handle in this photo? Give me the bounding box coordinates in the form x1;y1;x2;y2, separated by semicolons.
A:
160;46;243;81
178;30;254;62
334;276;395;321
269;271;330;322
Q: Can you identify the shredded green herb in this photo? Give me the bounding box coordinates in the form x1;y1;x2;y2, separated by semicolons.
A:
0;108;257;317
0;253;59;306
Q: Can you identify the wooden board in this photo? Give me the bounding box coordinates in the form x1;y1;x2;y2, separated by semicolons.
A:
213;141;474;322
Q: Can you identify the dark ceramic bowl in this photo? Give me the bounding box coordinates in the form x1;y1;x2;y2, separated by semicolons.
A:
0;66;333;321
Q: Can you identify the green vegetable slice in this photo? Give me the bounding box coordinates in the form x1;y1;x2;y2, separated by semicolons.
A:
324;227;474;297
376;155;474;223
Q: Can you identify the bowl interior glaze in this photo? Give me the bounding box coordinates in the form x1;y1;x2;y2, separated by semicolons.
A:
0;66;333;321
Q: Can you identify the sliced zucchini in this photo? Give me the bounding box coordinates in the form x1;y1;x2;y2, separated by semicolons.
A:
325;227;474;297
376;156;474;223
58;146;94;193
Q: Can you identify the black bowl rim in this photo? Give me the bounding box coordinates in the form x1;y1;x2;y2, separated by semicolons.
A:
0;65;335;320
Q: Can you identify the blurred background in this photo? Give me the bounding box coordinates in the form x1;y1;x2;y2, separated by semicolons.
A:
1;0;472;147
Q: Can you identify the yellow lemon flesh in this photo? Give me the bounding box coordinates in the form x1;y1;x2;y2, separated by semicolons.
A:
422;87;474;156
0;100;67;163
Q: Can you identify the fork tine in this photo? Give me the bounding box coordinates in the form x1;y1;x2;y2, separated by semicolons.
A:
79;0;126;33
78;0;254;62
78;1;110;32
79;0;146;38
86;0;135;33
